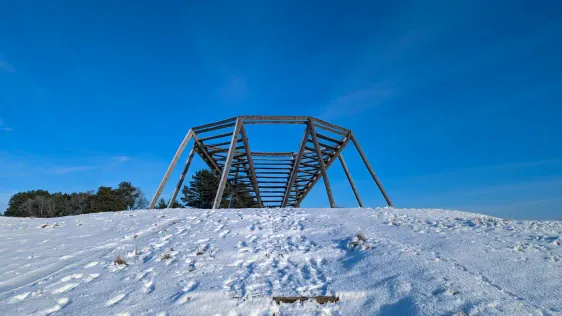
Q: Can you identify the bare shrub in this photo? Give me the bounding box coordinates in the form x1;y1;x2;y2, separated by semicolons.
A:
114;255;128;266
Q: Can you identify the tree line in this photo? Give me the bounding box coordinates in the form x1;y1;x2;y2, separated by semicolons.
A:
3;169;255;218
4;182;148;217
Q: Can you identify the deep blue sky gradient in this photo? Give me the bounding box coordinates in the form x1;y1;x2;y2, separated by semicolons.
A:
1;1;561;219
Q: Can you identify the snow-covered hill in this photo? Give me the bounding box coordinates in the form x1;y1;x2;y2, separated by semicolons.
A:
0;207;561;315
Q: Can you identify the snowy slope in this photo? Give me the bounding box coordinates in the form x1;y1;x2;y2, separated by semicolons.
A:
0;207;561;315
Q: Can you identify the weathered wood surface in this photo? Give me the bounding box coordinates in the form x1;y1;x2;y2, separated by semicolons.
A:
151;116;393;209
213;118;243;209
149;129;194;208
296;132;352;207
308;119;337;208
168;144;196;207
350;132;394;207
239;122;264;207
338;154;363;207
272;296;339;305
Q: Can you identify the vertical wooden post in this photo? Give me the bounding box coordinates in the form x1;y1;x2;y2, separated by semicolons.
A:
338;154;363;207
308;119;337;208
282;127;309;207
168;144;196;207
239;122;264;208
150;129;194;208
213;119;243;209
350;132;393;207
229;163;240;208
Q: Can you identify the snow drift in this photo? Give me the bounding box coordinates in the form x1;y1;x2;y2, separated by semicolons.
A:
0;207;560;315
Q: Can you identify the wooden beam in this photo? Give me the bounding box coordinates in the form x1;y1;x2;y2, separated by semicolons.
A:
257;181;289;184
350;132;393;207
304;146;333;156
192;132;239;203
204;139;242;148
243;121;307;125
239;122;264;207
195;122;237;134
213;118;243;209
252;158;293;161
240;115;310;122
282;127;309;207
316;133;343;145
295;134;351;207
298;170;318;176
308;119;336;208
168;143;196;207
338;154;363;207
299;161;319;168
272;296;339;305
311;117;350;133
149;129;194;208
198;132;233;142
318;141;338;151
192;117;237;131
251;152;295;156
209;146;245;154
241;115;310;120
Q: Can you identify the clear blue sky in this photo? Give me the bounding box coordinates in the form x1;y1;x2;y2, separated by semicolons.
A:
1;1;561;219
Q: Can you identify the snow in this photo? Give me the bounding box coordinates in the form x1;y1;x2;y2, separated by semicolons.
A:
0;207;561;315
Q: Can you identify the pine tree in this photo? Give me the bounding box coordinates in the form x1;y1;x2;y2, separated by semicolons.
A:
156;198;168;209
5;190;50;217
169;200;183;208
90;186;126;213
181;169;255;209
181;170;222;208
116;182;140;210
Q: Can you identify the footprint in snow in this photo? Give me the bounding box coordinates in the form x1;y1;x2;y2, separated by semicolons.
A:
84;273;100;283
184;280;199;292
84;261;99;268
52;283;79;294
144;280;155;294
106;293;127;306
136;267;154;281
9;292;30;303
37;298;70;315
172;281;198;305
60;274;83;282
219;230;231;238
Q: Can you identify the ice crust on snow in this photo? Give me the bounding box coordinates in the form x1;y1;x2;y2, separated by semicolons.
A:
0;207;561;315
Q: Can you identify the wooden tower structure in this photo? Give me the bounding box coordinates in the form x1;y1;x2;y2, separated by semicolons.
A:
149;116;393;209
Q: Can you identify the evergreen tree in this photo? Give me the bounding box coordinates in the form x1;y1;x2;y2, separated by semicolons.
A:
90;186;126;213
181;169;255;209
156;198;168;209
5;190;50;217
116;182;140;210
228;183;255;208
169;200;183;208
181;170;222;208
